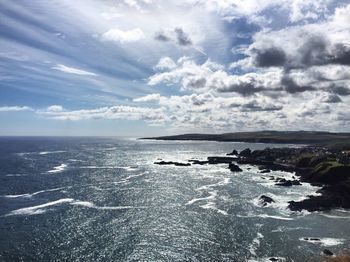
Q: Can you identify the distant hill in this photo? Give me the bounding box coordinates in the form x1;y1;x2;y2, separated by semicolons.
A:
141;131;350;150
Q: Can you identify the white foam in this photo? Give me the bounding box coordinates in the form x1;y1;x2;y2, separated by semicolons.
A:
123;172;147;181
4;198;149;216
39;151;66;155
300;237;345;246
257;214;294;221
47;164;67;173
5;198;74;216
199;202;228;215
3;187;63;199
320;214;350;219
249;232;264;257
71;200;145;210
248;257;285;262
5;174;28;177
186;190;217;205
79;166;138;171
79;166;117;169
271;226;310;233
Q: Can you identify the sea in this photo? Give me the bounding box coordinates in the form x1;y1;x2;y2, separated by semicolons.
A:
0;137;349;261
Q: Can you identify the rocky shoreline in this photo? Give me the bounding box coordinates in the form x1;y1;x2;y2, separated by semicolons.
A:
154;146;350;212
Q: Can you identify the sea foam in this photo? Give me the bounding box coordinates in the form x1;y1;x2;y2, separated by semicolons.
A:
3;187;63;199
5;198;75;216
47;164;67;173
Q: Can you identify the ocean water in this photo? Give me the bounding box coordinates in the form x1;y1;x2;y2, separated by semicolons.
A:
0;137;349;262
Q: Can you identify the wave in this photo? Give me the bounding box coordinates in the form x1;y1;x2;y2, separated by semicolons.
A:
4;198;152;216
5;198;75;216
300;237;345;246
3;187;64;199
200;202;228;215
5;174;28;177
113;172;148;185
256;214;294;221
39;151;66;155
71;201;140;210
248;257;286;262
17;151;66;156
319;214;350;219
249;232;264;257
186;176;232;215
79;166;118;169
186;190;217;205
79;166;138;171
47;164;67;173
271;226;310;233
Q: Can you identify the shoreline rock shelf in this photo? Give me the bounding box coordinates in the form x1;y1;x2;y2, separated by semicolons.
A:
153;145;350;212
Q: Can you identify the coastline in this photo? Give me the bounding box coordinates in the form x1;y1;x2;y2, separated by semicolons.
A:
141;131;350;150
151;137;350;213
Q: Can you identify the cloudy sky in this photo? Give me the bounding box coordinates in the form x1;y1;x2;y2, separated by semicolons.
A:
1;0;350;136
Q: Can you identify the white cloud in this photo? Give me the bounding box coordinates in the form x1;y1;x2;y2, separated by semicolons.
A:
133;93;162;102
148;57;282;95
153;57;177;71
0;106;33;112
37;105;167;125
47;105;63;112
101;28;145;44
52;64;97;76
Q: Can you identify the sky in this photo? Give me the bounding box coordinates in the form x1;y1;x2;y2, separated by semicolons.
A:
0;0;350;136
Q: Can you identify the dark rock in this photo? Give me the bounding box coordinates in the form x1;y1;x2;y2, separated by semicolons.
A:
292;180;302;185
269;176;275;180
276;180;293;186
259;195;275;206
323;249;333;256
229;163;242;172
154;161;191;166
239;148;251;157
289;182;350;212
207;156;239;164
276;180;301;187
188;159;209;165
269;258;279;261
227;149;238;156
310;238;321;241
276;178;286;182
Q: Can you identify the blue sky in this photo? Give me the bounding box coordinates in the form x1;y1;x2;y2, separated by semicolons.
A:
1;0;350;136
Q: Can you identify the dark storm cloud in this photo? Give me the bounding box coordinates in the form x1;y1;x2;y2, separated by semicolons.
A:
250;36;350;70
296;35;328;68
323;94;342;103
154;28;192;46
281;75;315;93
216;81;265;96
329;43;350;65
328;85;350;96
251;47;287;67
154;31;171;42
241;101;283;112
174;28;192;46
